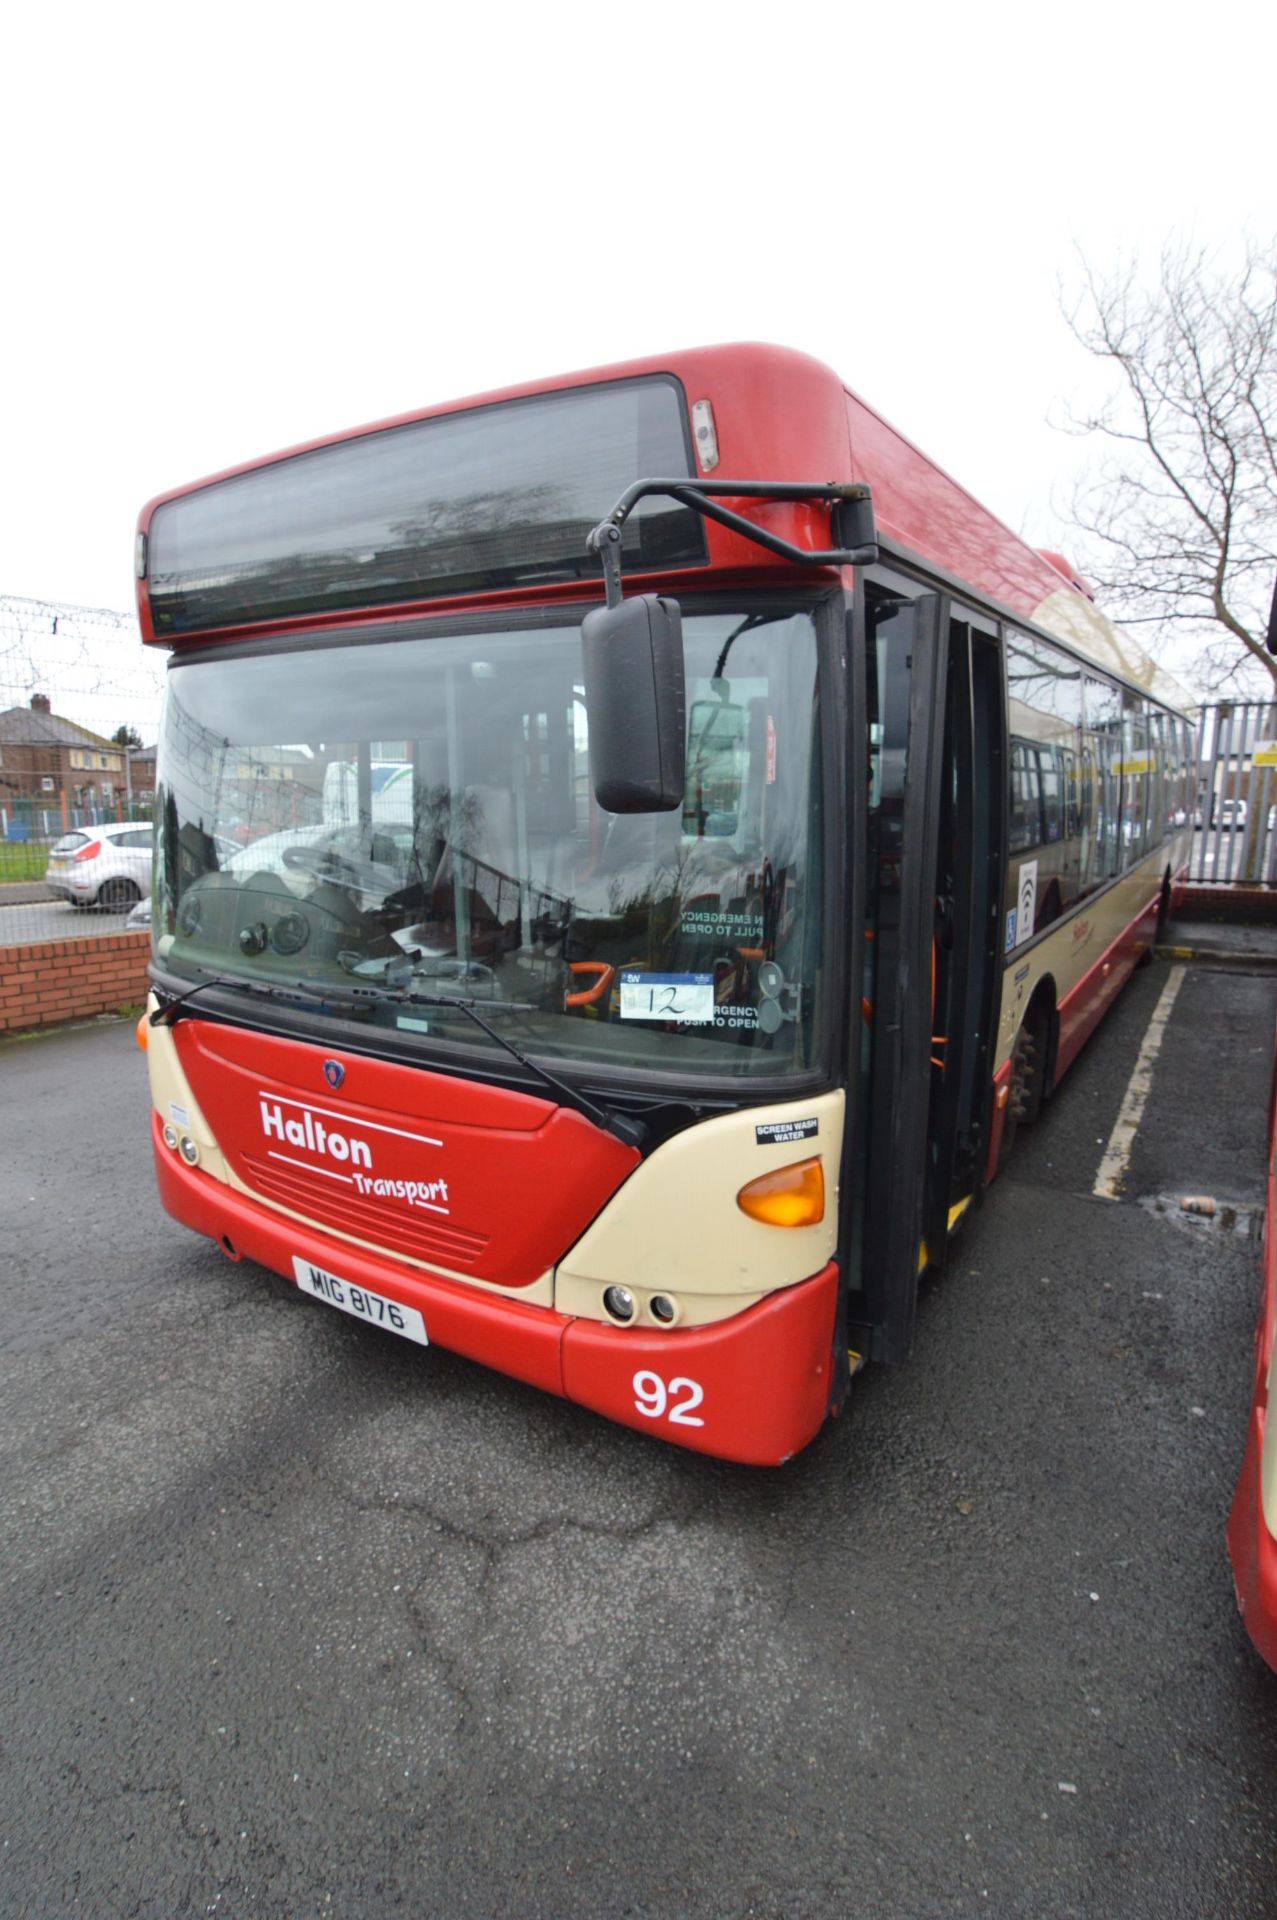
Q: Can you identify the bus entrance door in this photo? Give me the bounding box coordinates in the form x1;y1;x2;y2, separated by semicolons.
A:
858;588;1003;1365
923;617;1004;1270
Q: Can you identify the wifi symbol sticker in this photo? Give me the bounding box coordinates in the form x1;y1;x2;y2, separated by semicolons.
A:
1015;860;1038;946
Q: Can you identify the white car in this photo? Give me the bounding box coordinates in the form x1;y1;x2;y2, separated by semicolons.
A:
44;821;153;909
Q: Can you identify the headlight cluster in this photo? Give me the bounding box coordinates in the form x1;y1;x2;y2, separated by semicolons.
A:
161;1121;200;1166
602;1285;680;1328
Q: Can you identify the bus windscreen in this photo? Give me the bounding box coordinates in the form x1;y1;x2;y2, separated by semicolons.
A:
145;377;707;636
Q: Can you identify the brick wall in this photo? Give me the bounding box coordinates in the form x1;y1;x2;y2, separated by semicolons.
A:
0;931;151;1033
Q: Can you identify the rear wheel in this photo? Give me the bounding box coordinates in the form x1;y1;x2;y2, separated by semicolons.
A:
97;877;141;910
1135;873;1172;968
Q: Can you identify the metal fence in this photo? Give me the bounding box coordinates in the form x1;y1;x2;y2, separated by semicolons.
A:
1;593;164;949
1190;701;1277;886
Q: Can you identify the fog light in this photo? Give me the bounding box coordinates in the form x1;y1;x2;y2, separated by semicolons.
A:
162;1123;179;1150
650;1294;677;1325
603;1285;636;1324
179;1135;200;1165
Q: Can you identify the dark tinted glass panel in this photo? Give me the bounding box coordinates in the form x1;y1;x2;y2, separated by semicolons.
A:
1084;676;1123;881
148;378;707;636
153;601;824;1079
1121;692;1149;866
1004;631;1084;942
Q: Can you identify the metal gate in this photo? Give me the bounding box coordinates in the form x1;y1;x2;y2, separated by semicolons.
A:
1192;701;1277;885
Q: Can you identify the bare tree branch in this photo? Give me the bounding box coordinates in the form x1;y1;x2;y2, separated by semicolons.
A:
1058;237;1277;693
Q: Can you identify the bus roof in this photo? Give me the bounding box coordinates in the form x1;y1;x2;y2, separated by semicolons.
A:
136;341;1193;714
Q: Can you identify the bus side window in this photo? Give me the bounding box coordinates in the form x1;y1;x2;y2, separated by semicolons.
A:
1040;747;1063;843
1009;741;1039;853
1061;746;1079;839
1084;676;1124;880
1121;692;1149;867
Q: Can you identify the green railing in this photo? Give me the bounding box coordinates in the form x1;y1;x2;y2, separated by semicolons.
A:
0;802;154;886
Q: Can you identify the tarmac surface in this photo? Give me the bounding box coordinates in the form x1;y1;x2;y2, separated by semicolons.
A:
0;888;138;943
4;934;1277;1919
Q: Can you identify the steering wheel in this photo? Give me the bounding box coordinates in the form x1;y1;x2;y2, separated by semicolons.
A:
281;844;359;887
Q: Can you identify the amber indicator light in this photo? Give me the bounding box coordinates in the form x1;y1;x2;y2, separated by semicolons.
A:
736;1156;824;1228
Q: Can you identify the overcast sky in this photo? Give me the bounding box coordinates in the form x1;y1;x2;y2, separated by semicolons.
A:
2;0;1274;725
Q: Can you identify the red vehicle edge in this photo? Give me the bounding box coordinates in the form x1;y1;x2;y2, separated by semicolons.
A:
1227;1012;1277;1669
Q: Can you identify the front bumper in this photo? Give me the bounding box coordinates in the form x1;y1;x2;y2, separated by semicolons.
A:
152;1111;840;1466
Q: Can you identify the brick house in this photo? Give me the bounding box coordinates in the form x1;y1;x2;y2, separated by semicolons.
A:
128;744;158;804
0;693;129;822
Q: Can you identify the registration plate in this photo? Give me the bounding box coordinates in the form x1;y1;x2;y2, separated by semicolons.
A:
291;1256;428;1345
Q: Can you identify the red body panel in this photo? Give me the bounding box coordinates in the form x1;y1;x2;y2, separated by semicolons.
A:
561;1263;839;1466
173;1022;639;1289
1228;1022;1277;1670
1054;887;1162;1082
986;880;1164;1187
152;1108;838;1466
1228;1400;1277;1672
986;1061;1012;1184
152;1111;568;1396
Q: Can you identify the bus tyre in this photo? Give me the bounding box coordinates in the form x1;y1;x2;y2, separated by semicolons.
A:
1001;1005;1048;1165
1137;873;1172;967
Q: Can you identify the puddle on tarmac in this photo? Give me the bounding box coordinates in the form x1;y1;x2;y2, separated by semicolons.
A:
1138;1193;1261;1242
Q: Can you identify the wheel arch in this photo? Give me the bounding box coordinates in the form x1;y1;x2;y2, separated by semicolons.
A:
1022;973;1059;1100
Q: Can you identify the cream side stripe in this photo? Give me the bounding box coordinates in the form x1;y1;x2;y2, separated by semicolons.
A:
1091;967;1186;1201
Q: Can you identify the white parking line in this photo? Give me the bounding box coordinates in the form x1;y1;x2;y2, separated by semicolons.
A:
1092;967;1186;1201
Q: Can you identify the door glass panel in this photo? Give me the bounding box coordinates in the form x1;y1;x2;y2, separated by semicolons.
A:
1004;631;1083;946
1084;676;1123;882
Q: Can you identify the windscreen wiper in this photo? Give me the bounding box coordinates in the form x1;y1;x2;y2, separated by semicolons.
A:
152;970;646;1148
149;974;325;1026
319;977;647;1149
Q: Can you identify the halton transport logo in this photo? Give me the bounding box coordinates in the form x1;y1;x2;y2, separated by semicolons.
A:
257;1092;451;1214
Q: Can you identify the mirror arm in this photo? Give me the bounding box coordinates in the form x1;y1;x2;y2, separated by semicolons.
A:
595;521;625;610
586;477;879;582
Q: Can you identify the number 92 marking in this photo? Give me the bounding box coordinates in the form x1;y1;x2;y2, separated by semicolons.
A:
632;1370;705;1427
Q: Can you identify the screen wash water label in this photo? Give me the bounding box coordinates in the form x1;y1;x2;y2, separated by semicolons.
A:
755;1117;818;1147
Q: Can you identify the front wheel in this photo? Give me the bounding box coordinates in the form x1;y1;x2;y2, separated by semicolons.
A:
999;1003;1048;1168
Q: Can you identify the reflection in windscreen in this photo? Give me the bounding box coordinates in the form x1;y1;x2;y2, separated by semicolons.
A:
155;606;823;1078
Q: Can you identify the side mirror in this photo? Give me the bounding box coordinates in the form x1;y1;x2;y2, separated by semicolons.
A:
581;593;686;812
1267;574;1277;656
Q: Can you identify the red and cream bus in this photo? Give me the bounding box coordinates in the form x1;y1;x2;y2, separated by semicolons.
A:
135;343;1193;1465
